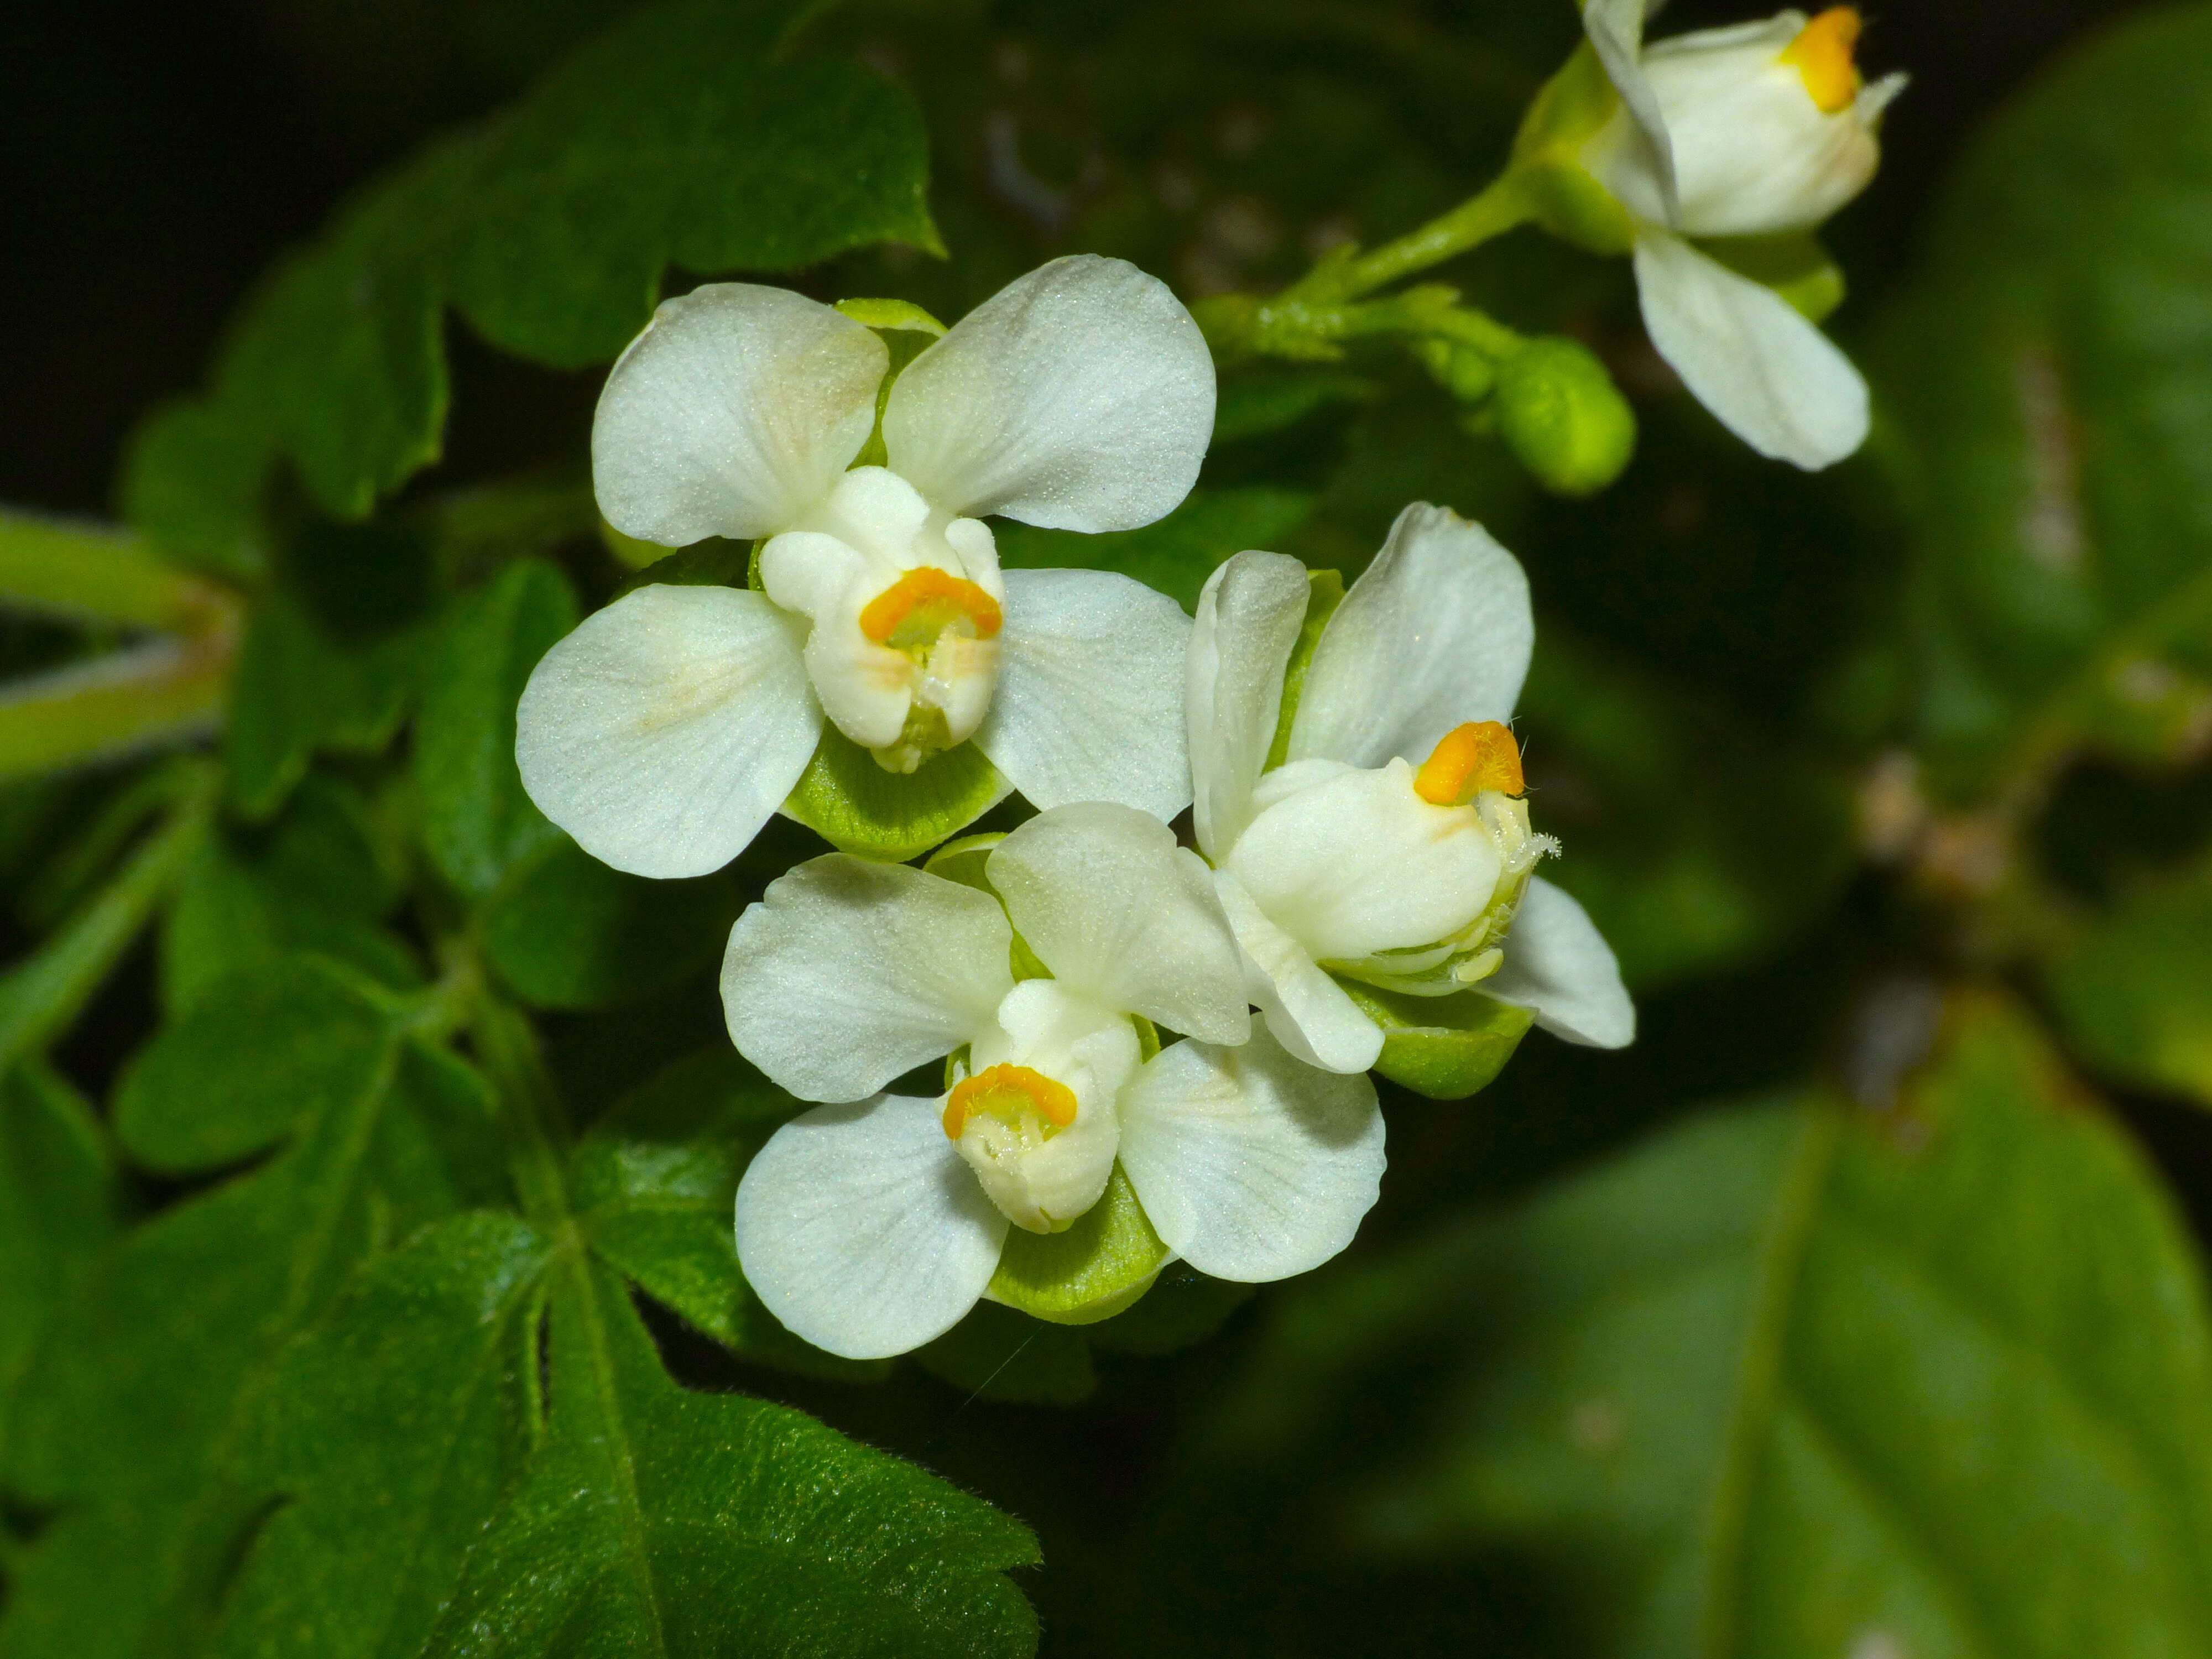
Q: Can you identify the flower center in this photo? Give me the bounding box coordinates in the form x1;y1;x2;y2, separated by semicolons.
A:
942;1062;1077;1141
1413;721;1525;806
1781;7;1863;114
859;567;1004;655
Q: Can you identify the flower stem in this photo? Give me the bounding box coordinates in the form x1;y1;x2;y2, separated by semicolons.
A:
467;990;575;1234
0;508;238;634
1297;174;1534;303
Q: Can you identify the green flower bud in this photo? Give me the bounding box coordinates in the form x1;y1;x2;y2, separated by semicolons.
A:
1493;336;1637;497
1410;335;1498;404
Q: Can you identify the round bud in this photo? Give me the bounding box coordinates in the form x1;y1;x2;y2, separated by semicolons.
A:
1494;337;1636;497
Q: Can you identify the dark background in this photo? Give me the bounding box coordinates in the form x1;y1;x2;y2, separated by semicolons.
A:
0;0;2152;519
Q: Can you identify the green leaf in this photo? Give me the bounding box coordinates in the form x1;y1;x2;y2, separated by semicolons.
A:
988;1162;1170;1326
1211;369;1376;445
1519;629;1853;988
0;1065;119;1462
136;0;937;529
225;593;426;821
780;727;1011;864
1337;982;1532;1100
2046;859;2212;1107
996;487;1317;615
0;959;476;1659
210;1213;552;1659
1087;1262;1255;1358
1217;994;2212;1655
1872;4;2212;795
415;559;576;899
483;838;735;1010
569;1047;875;1377
113;957;397;1174
422;1251;1040;1658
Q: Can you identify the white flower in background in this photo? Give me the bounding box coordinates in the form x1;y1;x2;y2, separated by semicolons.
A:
515;255;1214;879
725;803;1384;1360
1578;2;1906;469
1187;502;1634;1074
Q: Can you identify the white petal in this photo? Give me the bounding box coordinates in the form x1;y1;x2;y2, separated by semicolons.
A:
1632;227;1869;470
514;585;819;880
1583;0;1678;225
720;856;1014;1102
1288;503;1533;770
1224;759;1503;962
1482;876;1635;1048
972;568;1193;821
593;284;886;546
881;255;1214;531
987;803;1250;1046
1213;868;1384;1075
1117;1029;1384;1283
1188;551;1310;862
735;1094;1008;1360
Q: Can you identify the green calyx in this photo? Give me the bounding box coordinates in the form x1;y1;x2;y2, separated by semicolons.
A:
987;1162;1171;1324
780;728;1010;863
1510;43;1637;257
922;834;1054;982
1337;982;1535;1101
1264;567;1347;769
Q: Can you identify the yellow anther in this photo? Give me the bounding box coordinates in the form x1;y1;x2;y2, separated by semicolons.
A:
1414;721;1525;806
942;1063;1077;1141
1781;7;1863;114
858;567;1003;653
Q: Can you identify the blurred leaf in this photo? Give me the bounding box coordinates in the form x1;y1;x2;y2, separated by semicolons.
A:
1088;1262;1255;1358
1212;994;2212;1657
415;559;576;899
1875;4;2212;796
129;0;936;530
996;487;1317;613
0;1065;119;1460
1521;630;1854;988
568;1047;873;1377
422;1251;1039;1658
1212;370;1377;445
2046;859;2212;1108
483;838;733;1010
781;727;1011;864
0;959;475;1659
226;593;426;821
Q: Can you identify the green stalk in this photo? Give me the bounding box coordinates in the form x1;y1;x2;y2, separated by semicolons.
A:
0;508;237;634
0;638;235;782
1294;174;1534;304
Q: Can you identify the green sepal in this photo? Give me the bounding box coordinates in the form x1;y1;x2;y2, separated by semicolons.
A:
987;1162;1170;1325
1337;981;1535;1100
781;729;1011;863
1510;43;1637;257
922;833;1050;980
841;299;948;469
1702;232;1846;322
1264;567;1347;769
609;534;753;601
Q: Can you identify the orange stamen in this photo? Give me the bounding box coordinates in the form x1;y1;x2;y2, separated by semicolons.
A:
942;1063;1078;1141
1413;721;1525;806
1781;7;1863;114
858;567;1003;651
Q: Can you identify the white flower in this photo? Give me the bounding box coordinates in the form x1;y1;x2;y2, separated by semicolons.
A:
515;256;1214;878
1187;502;1635;1074
1578;2;1906;469
724;802;1385;1360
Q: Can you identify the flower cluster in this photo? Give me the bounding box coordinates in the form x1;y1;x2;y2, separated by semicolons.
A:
519;255;1636;1360
1520;2;1905;469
